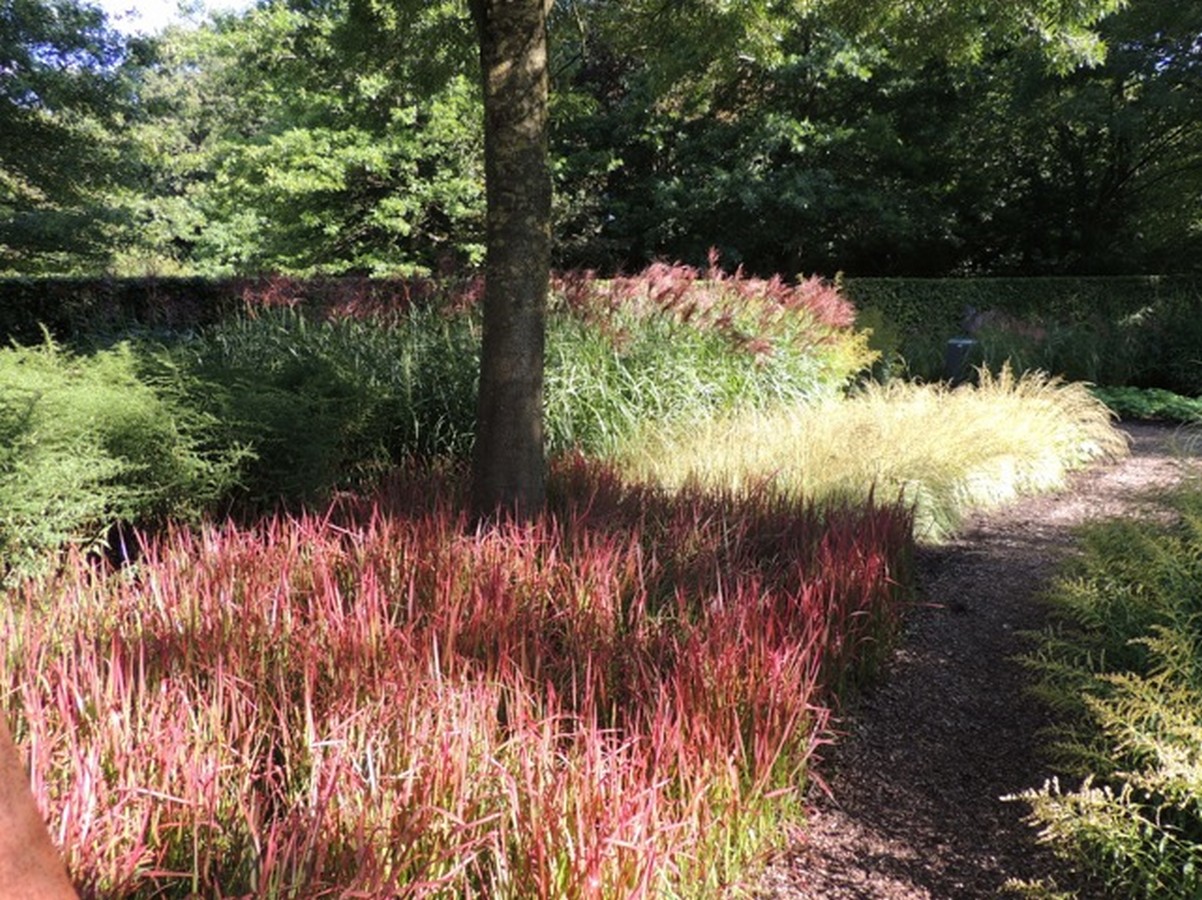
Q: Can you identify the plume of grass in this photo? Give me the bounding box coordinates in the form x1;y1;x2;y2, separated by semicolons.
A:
2;458;913;898
622;366;1128;542
147;262;871;506
546;258;874;459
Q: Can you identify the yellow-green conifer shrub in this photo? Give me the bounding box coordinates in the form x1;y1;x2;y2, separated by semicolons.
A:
0;338;241;581
1015;486;1202;897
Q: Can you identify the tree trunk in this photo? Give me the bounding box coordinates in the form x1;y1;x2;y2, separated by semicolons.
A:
468;0;553;519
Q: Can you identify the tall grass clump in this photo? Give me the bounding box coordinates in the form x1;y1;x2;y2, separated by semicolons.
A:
1012;483;1202;898
546;257;875;457
160;303;481;506
0;338;242;580
1;459;914;898
154;261;872;506
624;366;1128;541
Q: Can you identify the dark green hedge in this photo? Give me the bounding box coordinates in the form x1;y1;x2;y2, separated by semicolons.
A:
0;276;447;344
8;274;1196;343
0;277;242;344
842;275;1202;338
843;275;1202;392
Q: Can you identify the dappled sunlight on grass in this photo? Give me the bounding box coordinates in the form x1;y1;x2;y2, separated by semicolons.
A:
2;459;914;898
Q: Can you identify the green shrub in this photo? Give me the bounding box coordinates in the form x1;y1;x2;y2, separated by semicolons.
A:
855;305;907;382
1092;386;1202;423
1015;486;1202;897
0;338;241;578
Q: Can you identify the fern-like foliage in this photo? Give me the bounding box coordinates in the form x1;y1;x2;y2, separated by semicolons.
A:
0;337;243;581
1015;490;1202;897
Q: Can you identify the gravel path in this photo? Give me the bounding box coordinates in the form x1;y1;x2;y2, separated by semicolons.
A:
756;422;1202;899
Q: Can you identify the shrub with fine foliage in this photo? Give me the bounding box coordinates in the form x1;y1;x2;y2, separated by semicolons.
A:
0;338;241;579
1015;482;1202;897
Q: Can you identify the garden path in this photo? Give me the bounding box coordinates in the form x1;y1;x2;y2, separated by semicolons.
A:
757;422;1202;899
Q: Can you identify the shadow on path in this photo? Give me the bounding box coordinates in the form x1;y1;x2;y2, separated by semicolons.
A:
759;422;1202;899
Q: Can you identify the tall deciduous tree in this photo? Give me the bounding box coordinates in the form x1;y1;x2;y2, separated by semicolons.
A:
468;0;1125;511
118;1;483;276
0;0;128;272
468;0;553;518
465;0;1124;514
549;0;1141;276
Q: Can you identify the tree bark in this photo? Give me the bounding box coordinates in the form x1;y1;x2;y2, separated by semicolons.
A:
468;0;553;519
0;716;77;898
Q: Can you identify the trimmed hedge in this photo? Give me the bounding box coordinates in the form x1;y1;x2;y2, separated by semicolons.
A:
842;275;1202;336
6;273;1198;342
843;275;1202;391
0;276;450;344
0;277;241;343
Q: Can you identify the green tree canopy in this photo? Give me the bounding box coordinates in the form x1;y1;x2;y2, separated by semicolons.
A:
0;0;130;272
118;0;484;276
549;0;1202;276
11;0;1187;279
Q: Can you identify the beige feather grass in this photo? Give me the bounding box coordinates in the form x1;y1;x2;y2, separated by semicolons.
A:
622;367;1129;541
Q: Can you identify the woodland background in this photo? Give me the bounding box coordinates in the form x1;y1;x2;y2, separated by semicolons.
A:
3;0;1199;282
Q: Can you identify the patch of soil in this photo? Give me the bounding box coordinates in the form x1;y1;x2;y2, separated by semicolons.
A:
756;422;1202;899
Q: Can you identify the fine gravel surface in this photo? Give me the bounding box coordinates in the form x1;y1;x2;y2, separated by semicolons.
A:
756;421;1202;899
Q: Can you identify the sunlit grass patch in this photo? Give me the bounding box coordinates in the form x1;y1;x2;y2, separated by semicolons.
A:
622;367;1128;541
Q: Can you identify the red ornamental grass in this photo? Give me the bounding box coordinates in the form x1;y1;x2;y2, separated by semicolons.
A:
550;254;856;349
2;459;913;898
230;262;855;360
237;274;472;324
